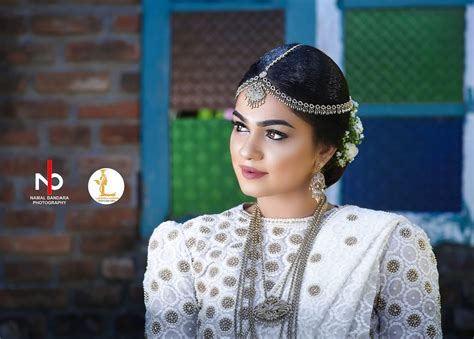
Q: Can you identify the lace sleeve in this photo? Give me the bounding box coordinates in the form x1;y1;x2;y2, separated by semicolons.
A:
143;220;198;338
373;221;442;338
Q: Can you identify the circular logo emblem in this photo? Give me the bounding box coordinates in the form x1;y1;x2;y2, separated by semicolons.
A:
88;168;124;205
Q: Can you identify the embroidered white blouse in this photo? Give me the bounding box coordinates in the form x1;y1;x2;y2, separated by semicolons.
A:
143;203;442;338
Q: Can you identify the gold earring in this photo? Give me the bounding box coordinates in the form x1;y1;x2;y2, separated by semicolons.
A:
309;167;326;204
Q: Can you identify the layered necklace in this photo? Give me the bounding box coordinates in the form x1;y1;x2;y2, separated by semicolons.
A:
234;196;328;338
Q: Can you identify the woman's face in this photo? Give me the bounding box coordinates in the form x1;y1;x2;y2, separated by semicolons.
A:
230;93;330;199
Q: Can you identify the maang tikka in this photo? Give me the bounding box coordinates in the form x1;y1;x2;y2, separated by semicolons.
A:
235;44;354;115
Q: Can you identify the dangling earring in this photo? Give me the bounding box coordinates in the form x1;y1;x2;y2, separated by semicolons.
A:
309;170;326;204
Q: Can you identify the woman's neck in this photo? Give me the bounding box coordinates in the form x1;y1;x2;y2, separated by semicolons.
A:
244;198;336;219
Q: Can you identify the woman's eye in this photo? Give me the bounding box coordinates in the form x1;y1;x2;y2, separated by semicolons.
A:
231;121;287;141
232;121;248;132
267;129;287;140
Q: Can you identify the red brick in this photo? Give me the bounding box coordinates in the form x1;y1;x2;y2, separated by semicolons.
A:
0;15;26;35
65;40;140;62
35;72;110;94
0;125;38;146
0;288;67;308
4;209;55;229
112;14;140;33
0;235;72;255
74;285;122;307
78;100;139;119
0;158;67;176
100;123;139;145
4;260;53;282
58;258;97;281
102;257;134;279
66;208;137;231
78;155;133;176
81;233;136;254
0;100;68;120
0;73;27;94
48;125;90;146
0;44;54;65
120;72;139;93
0;182;14;203
31;16;101;35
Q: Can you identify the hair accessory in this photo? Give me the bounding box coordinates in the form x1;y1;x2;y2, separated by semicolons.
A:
235;44;354;115
335;100;364;167
235;44;364;167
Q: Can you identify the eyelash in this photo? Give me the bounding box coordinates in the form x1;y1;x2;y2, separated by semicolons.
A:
231;121;288;141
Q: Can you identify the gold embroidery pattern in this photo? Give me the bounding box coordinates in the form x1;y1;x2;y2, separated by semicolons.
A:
387;303;402;317
386;259;401;273
346;214;358;221
159;269;172;281
345;236;358;246
308;284;321;296
406;313;421;328
399;227;412;238
151;321;161;334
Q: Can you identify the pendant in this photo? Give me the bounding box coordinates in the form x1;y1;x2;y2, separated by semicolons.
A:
245;80;266;109
253;295;292;324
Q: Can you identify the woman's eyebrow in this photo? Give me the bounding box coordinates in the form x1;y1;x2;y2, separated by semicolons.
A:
232;110;295;129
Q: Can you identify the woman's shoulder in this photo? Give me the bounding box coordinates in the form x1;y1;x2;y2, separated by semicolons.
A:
341;204;408;224
150;203;245;238
344;204;431;242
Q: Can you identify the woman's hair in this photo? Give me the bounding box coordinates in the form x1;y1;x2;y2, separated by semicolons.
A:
236;43;351;188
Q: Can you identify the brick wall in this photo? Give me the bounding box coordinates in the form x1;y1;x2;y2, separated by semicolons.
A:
0;0;144;338
436;244;474;338
0;1;473;339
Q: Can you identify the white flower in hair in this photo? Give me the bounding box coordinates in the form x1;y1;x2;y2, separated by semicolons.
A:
335;98;364;167
346;143;359;160
354;116;364;135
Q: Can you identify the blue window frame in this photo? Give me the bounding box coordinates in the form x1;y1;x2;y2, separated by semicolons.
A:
140;0;316;238
338;0;472;245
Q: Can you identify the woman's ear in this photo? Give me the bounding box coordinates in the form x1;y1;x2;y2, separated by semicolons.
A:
313;143;337;171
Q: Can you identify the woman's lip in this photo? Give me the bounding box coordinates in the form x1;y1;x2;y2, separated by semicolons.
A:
239;165;267;174
239;166;267;179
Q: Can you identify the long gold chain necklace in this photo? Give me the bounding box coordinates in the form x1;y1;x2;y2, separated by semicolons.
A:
234;196;328;338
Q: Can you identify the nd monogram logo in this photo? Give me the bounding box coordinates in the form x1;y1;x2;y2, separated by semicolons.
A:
34;159;63;195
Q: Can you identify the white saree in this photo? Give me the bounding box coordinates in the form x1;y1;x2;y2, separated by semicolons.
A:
143;203;442;338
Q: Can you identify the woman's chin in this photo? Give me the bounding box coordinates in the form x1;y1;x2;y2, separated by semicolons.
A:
238;182;269;198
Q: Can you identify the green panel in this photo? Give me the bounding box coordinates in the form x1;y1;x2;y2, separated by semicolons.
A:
171;118;248;218
345;8;464;103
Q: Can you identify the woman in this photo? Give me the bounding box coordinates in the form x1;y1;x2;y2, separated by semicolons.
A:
143;44;442;338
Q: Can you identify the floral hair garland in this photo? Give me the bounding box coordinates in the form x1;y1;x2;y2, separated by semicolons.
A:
335;100;364;167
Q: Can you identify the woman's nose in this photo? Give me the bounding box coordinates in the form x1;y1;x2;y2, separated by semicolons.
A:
239;134;263;160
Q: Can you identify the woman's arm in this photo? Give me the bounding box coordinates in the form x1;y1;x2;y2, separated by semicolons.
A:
374;221;442;338
143;220;198;338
